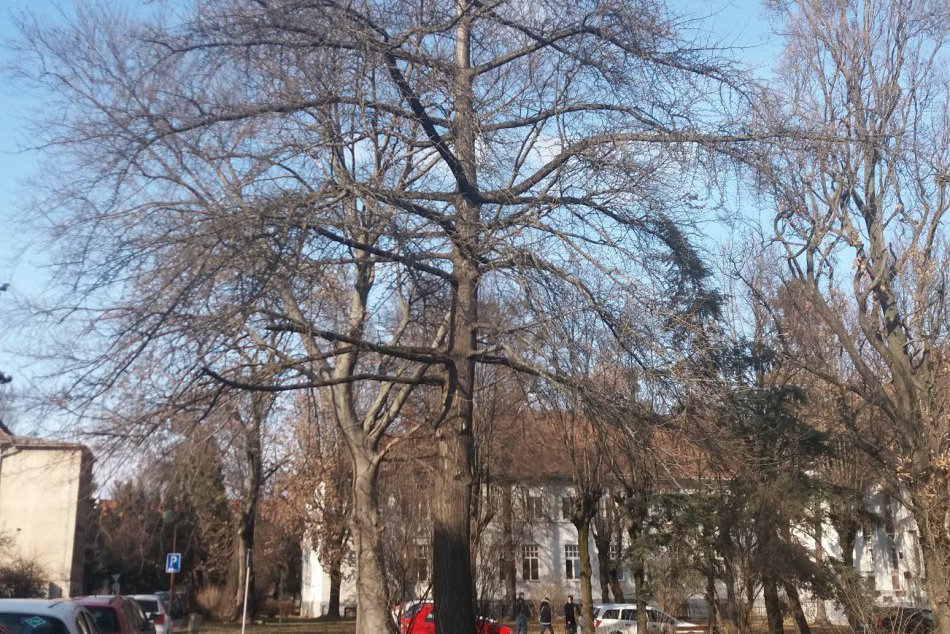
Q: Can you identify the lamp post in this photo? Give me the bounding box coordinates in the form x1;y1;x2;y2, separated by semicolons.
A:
162;510;178;618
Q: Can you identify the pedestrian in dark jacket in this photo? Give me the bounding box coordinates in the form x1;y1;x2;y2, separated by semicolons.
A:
513;592;529;634
539;597;553;634
564;596;577;634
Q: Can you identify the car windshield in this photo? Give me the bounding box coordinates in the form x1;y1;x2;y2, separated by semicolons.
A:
0;613;70;634
86;607;120;634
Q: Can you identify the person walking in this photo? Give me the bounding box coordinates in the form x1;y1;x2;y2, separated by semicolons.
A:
513;591;529;634
539;597;553;634
564;596;577;634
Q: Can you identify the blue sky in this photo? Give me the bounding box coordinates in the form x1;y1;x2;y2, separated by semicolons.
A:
0;0;57;410
0;0;782;431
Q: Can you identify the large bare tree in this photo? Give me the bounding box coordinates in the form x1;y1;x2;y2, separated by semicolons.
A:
17;1;746;631
758;0;950;629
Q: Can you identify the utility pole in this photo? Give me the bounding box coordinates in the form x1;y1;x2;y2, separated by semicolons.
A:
163;510;179;618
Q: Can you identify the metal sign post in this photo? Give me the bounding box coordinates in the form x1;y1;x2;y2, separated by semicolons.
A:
163;510;179;619
240;549;252;634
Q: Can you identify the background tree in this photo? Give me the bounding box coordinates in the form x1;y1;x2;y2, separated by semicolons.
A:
0;530;46;598
755;0;950;629
766;274;885;628
158;433;234;594
94;480;166;593
711;341;827;634
272;393;352;619
219;388;279;621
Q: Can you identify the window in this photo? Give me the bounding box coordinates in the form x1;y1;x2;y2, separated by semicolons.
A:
86;607;120;634
648;609;670;623
526;494;544;520
562;496;573;521
410;543;430;582
565;544;580;579
522;544;540;581
609;543;625;581
0;614;69;634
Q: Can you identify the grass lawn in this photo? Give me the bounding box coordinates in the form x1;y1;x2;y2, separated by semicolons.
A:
200;618;357;634
195;616;854;634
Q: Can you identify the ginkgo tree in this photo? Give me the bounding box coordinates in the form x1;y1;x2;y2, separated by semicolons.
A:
17;0;748;631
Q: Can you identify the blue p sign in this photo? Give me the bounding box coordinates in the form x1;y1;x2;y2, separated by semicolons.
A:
165;553;181;574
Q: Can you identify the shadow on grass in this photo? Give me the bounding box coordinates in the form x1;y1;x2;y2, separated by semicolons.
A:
200;617;357;634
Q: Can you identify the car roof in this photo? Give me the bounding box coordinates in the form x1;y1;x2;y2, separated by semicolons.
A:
0;598;87;618
74;596;125;606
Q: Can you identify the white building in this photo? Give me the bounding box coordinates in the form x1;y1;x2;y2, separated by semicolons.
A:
0;421;94;597
299;421;930;621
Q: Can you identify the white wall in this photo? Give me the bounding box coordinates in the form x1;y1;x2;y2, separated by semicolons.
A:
299;537;357;617
300;483;932;619
0;446;86;597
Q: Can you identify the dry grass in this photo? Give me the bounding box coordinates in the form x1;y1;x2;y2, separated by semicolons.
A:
197;616;855;634
199;618;356;634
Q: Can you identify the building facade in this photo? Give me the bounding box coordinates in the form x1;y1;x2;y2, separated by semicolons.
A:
0;421;94;597
300;480;930;621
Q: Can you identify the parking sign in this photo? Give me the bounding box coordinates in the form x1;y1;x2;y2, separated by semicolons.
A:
165;552;181;574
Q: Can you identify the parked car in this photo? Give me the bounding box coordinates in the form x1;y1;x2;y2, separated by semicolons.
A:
73;597;149;634
151;594;184;622
0;598;100;634
128;597;171;634
121;601;153;634
865;608;933;634
593;604;702;634
131;594;169;634
399;602;511;634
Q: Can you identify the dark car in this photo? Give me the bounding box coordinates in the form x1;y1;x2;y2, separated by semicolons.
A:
876;608;933;634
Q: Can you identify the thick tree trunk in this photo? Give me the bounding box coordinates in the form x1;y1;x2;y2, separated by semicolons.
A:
593;526;612;602
501;485;516;612
609;567;626;603
232;529;256;622
574;506;596;633
433;252;477;634
782;581;811;634
432;422;476;634
327;557;342;619
705;569;719;634
744;582;755;633
351;457;398;634
723;561;739;629
432;4;478;633
838;523;857;569
634;566;648;634
762;577;784;634
622;488;650;634
232;418;262;622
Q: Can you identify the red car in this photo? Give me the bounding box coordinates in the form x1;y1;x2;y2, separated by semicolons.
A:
400;602;511;634
73;597;151;634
